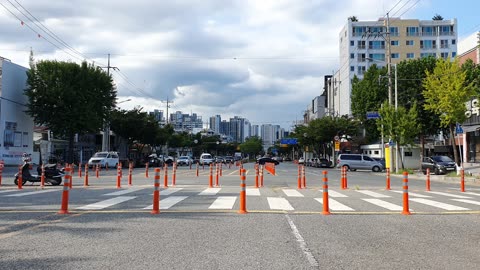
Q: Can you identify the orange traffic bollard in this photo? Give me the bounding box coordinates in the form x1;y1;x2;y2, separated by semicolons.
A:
17;165;23;189
302;165;306;189
385;168;391;190
58;166;71;214
260;165;264;187
426;168;430;191
40;164;45;189
96;164;99;178
255;164;259;188
343;167;348;189
68;164;73;189
322;170;330;215
238;168;247;214
128;162;133;186
402;172;411;215
78;163;82;178
215;163;220;187
145;162;149;178
151;168;161;215
116;163;122;189
172;163;177;186
196;163;199;177
164;164;169;188
460;168;465;192
84;163;89;187
220;163;223;177
209;164;213;188
297;165;302;189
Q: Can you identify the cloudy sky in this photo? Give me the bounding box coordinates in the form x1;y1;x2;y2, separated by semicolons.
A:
1;0;479;130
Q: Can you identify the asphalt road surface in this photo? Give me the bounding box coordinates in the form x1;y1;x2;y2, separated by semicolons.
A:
1;162;479;269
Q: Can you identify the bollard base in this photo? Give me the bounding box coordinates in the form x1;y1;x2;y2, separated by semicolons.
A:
321;211;331;215
58;210;70;215
151;210;160;215
402;210;411;215
238;210;248;214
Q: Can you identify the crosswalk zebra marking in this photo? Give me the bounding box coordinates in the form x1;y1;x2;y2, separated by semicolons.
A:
104;188;145;196
160;188;183;196
0;190;19;194
465;192;480;197
314;198;354;211
267;197;294;211
5;189;59;197
143;196;188;210
282;189;304;197
77;196;136;210
390;190;432;198
362;199;404;211
356;190;391;198
327;190;348;198
208;196;237;209
451;199;480;206
410;198;470;211
246;188;261;196
198;188;221;196
426;191;472;199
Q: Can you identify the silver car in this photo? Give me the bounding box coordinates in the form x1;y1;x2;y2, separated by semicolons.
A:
336;154;383;172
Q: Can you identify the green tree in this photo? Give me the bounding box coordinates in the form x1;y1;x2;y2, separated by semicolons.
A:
25;60;116;163
377;102;420;170
239;136;263;158
432;14;444;20
423;58;475;165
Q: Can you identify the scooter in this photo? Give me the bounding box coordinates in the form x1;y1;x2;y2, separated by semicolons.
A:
14;161;65;186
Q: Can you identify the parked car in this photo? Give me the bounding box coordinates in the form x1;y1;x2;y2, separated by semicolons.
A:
88;151;119;168
298;157;305;164
215;156;225;163
200;153;214;165
421;156;456;175
256;157;279;165
373;157;386;168
224;156;234;164
336;154;383;172
318;158;332;168
147;154;164;167
177;156;193;166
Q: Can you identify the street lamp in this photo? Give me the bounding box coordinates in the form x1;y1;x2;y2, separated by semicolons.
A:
102;98;132;152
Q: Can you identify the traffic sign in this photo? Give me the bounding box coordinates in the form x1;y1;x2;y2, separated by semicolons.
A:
456;123;463;134
280;138;298;145
366;111;380;119
335;141;340;151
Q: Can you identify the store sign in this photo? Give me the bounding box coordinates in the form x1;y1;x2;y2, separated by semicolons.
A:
465;99;480;118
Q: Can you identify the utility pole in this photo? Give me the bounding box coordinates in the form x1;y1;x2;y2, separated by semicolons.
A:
101;54;118;152
386;12;393;106
162;97;173;125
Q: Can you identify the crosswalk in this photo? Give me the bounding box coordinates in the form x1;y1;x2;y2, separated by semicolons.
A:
1;187;480;213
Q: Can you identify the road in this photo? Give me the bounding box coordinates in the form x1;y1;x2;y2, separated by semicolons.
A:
0;162;479;269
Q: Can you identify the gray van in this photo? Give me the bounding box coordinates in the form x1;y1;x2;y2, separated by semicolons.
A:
336;154;383;172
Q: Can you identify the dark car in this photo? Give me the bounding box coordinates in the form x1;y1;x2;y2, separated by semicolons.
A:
224;156;234;164
256;157;279;165
421;156;456;175
318;158;332;168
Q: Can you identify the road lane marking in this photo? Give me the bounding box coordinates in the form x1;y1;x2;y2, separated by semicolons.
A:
77;196;136;210
356;190;391;198
362;199;404;211
451;199;480;206
103;188;145;196
0;190;19;194
285;214;319;268
208;196;237;209
143;196;188;210
327;190;348;198
160;188;183;196
282;189;304;197
198;188;221;195
4;189;59;197
465;192;480;197
314;198;354;211
410;198;470;211
267;197;294;211
389;190;432;198
246;188;260;196
426;191;472;199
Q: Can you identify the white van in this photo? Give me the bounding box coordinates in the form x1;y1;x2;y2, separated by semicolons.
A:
199;153;214;165
88;151;119;168
336;154;383;172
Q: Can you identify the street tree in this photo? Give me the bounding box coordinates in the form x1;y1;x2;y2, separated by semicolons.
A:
423;58;475;166
239;136;263;159
25;60;116;163
377;102;420;170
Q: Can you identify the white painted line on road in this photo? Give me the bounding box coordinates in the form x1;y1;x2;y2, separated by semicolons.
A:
0;190;19;194
208;196;237;209
103;188;145;196
389;190;432;198
285;214;319;268
451;199;480;206
5;189;59;197
362;199;404;211
228;170;240;176
314;198;354;211
426;191;472;199
246;188;261;196
160;188;183;196
144;196;188;210
267;197;294;211
327;190;348;198
77;196;136;210
282;189;304;197
465;192;480;197
410;198;470;211
198;188;221;196
356;190;391;198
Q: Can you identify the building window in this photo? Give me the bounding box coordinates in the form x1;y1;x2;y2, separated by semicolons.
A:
357;53;366;62
440;39;449;48
420;40;436;49
452;39;456;45
350;66;354;72
391;40;399;46
391;53;400;59
369;40;385;49
357;66;366;75
350;40;354;46
441;52;449;59
405;152;413;157
350;53;354;59
421;52;436;58
368;53;385;62
374;150;379;155
406;40;414;46
357;40;366;49
452;52;457;57
390;27;399;36
406;26;419;36
406;53;415;59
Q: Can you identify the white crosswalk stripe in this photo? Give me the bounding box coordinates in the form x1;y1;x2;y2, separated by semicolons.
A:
104;188;145;196
314;198;354;211
208;196;237;209
282;189;304;197
246;188;261;196
5;189;58;197
143;196;188;210
465;192;480;197
0;190;19;194
410;198;470;211
160;188;183;196
356;190;391;198
327;190;348;198
77;196;136;210
362;199;404;211
389;190;432;198
426;191;472;199
198;188;221;196
267;197;294;211
450;199;480;206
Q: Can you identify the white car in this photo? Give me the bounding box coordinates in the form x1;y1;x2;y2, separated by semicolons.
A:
177;156;193;166
88;152;119;168
298;157;305;164
199;153;214;165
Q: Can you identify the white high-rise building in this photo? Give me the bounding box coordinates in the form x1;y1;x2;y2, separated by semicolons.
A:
327;17;458;117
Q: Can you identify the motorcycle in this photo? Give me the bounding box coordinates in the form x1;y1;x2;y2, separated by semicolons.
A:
14;161;65;186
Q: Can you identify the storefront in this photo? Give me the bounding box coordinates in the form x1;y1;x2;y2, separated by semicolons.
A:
463;98;480;163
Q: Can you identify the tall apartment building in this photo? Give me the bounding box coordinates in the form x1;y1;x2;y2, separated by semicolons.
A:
326;17;457;117
260;124;284;151
169;111;203;132
251;125;259;138
209;115;221;134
